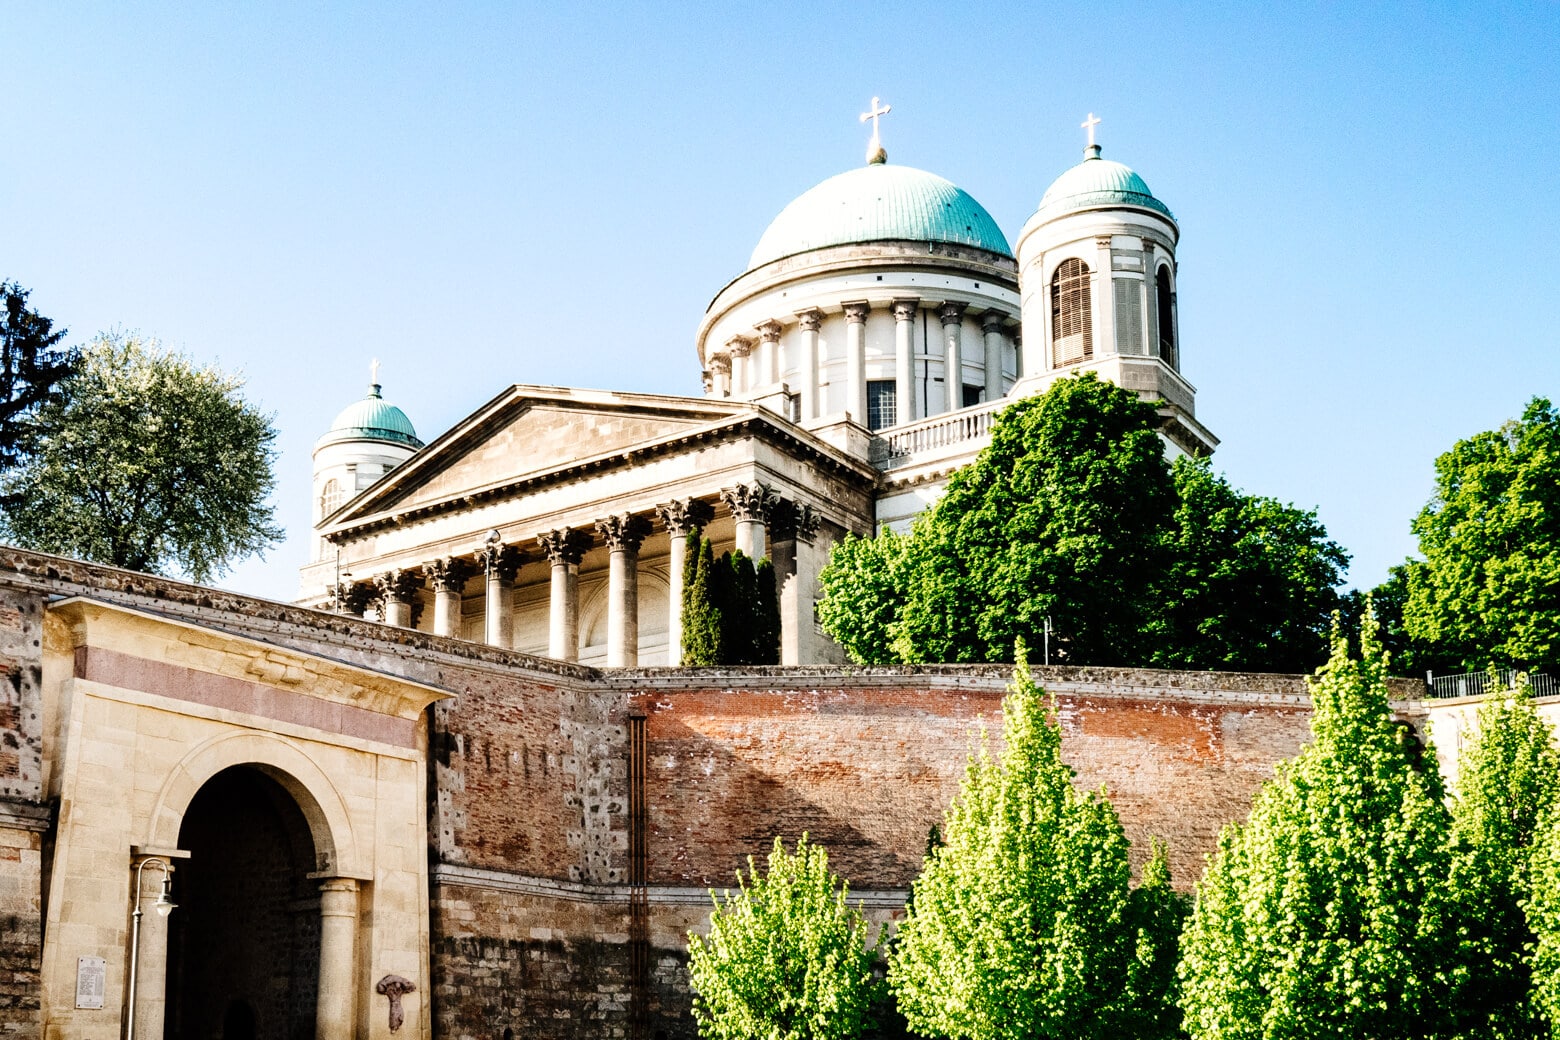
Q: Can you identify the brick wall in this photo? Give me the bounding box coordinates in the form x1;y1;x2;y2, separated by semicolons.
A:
0;821;43;1039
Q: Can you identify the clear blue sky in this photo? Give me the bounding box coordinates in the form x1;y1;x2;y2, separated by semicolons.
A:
5;2;1559;603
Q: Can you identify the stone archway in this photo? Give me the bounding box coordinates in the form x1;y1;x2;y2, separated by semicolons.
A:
166;766;319;1040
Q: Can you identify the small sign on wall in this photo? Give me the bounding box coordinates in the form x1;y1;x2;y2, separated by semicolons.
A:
75;956;106;1009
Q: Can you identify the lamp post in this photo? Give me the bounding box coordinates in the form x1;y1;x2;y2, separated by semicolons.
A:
125;857;177;1040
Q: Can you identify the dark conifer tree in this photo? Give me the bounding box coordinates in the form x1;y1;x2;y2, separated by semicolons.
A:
0;281;78;468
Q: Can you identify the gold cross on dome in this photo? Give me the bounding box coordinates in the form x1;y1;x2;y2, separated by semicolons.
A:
860;96;891;164
1081;112;1101;148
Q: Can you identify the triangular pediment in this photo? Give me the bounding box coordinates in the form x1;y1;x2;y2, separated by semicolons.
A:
325;386;746;524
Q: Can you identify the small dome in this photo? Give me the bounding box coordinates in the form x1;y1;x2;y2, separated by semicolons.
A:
317;384;423;449
1034;145;1173;221
749;163;1012;269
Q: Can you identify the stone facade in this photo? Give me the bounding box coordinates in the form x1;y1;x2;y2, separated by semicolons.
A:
6;547;1527;1040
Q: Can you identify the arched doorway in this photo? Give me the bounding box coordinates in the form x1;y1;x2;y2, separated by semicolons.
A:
166;766;321;1040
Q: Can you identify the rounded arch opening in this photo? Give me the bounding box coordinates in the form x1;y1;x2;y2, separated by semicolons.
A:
1155;263;1176;369
1050;257;1093;366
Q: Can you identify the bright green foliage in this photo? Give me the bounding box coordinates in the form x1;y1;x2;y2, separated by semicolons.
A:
682;533;722;665
688;834;882;1040
1177;616;1462;1039
1447;680;1559;1038
0;332;280;582
1120;840;1191;1040
1339;567;1462;677
1151;456;1348;673
680;538;781;665
893;373;1176;664
1404;398;1560;672
1529;807;1560;1032
889;652;1181;1040
815;529;914;664
0;281;78;468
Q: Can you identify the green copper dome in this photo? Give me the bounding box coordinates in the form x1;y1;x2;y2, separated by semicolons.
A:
1035;145;1173;221
749;163;1012;269
317;385;423;449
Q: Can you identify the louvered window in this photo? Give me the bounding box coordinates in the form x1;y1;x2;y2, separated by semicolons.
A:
867;380;897;431
319;478;343;516
1156;266;1176;369
1114;277;1143;355
1051;258;1093;366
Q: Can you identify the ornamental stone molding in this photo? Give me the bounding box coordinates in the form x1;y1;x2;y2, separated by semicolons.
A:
424;557;471;593
594;514;652;553
373;569;419;603
537;528;592;565
1095;235;1113;249
891;298;919;322
795;308;823;333
981;309;1008;334
474;541;521;582
725;335;753;358
655;498;714;536
754;319;783;342
708;354;731;375
721;482;780;523
842;301;871;324
938;301;967;326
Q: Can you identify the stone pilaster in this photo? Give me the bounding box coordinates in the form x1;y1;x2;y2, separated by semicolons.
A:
843;301;870;425
755;319;783;386
656;499;714;666
940;301;967;411
982;310;1007;401
537;528;592;662
373;569;419;629
770;502;824;665
594;514;651;667
315;878;360;1040
892;298;918;423
721;482;779;561
1094;235;1115;359
474;537;521;649
425;557;471;638
795;308;823;422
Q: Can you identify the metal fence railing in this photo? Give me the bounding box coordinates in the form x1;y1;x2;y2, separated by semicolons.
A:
1427;669;1559;700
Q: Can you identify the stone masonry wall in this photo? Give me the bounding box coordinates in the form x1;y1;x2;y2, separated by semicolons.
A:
0;580;48;1039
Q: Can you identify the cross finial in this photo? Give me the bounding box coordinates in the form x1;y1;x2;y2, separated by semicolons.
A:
860;96;891;164
1081;112;1102;151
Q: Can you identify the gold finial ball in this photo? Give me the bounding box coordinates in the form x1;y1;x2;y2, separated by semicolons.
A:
867;143;887;165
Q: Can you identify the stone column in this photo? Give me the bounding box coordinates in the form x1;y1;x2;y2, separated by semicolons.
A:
795;308;822;422
709;353;732;398
128;855;178;1040
771;503;822;665
892;298;918;423
537;528;591;662
1094;235;1116;359
756;320;783;386
425;557;470;638
982;310;1006;401
373;569;418;628
656;499;714;666
727;336;752;396
843;301;869;425
475;537;520;648
595;514;651;667
940;302;967;411
315;878;359;1040
721;483;778;560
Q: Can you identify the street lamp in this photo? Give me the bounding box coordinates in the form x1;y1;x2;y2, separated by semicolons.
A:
125;857;177;1040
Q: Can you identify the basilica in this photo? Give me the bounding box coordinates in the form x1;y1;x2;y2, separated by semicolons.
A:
3;113;1459;1040
299;111;1216;668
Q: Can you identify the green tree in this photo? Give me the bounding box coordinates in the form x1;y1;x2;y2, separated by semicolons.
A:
688;834;882;1040
1151;456;1348;673
1447;679;1559;1038
1404;398;1560;672
753;557;781;665
889;651;1182;1040
892;373;1176;664
0;332;280;582
1529;804;1560;1031
1177;615;1463;1039
0;281;78;468
815;529;914;665
682;533;723;665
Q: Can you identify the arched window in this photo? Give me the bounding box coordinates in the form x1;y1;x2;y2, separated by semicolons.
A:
1051;258;1093;366
319;478;343;517
1156;265;1176;369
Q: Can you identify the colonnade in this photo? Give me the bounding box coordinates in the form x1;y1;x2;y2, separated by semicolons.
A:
346;483;822;667
714;301;1013;426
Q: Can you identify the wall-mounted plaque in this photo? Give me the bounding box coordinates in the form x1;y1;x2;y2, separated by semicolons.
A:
75;955;106;1009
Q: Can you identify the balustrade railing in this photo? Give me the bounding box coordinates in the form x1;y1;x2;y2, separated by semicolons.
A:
874;399;1006;467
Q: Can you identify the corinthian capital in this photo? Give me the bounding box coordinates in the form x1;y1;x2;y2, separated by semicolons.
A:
474;538;521;581
725;335;753;359
795;308;823;333
656;498;715;537
843;301;871;324
424;557;472;593
981;310;1008;335
374;568;419;603
754;319;783;343
595;513;652;553
721;482;780;523
537;527;592;566
939;301;967;326
892;298;919;322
